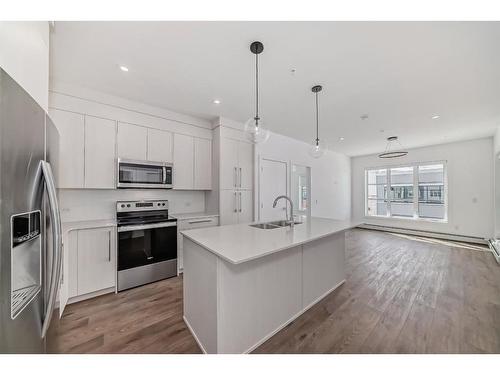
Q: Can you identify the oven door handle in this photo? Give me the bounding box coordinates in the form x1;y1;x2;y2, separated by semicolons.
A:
118;221;177;232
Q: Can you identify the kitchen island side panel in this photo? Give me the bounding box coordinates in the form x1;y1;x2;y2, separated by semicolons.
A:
302;231;346;308
217;245;303;353
183;238;218;353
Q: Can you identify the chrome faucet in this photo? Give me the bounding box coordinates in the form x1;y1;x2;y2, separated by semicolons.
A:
272;195;294;227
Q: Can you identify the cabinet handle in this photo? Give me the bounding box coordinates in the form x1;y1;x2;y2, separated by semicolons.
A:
234;192;238;213
239;167;242;188
239;192;242;212
108;231;111;262
188;219;213;224
234;167;237;188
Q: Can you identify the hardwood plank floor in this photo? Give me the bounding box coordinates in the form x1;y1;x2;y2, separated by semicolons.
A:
48;229;500;354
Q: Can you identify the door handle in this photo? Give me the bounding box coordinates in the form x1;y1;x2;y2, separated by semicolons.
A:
40;161;63;338
239;192;242;212
239;167;242;188
108;231;111;262
234;192;238;213
234;167;237;188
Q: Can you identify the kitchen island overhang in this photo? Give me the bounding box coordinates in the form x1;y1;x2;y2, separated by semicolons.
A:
181;218;359;354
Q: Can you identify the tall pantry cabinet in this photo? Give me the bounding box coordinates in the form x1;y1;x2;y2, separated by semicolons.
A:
206;118;255;225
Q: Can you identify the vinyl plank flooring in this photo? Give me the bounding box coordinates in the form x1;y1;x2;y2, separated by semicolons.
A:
48;228;500;354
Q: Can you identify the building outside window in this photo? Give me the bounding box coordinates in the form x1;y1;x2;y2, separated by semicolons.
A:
365;162;446;221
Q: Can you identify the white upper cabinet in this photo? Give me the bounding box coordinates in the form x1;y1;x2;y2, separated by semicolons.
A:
194;137;212;190
148;128;173;163
85;116;116;189
117;122;147;160
220;137;239;190
220;137;253;190
49;109;85;188
173;133;194;190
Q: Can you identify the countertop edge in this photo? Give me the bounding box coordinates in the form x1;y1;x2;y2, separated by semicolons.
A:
182;221;361;265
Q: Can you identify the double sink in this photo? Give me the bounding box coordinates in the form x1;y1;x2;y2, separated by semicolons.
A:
250;220;303;230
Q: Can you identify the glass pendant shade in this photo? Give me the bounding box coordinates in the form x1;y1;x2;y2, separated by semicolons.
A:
308;139;327;158
244;117;270;144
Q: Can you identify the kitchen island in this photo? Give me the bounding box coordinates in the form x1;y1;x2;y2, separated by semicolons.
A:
181;217;359;354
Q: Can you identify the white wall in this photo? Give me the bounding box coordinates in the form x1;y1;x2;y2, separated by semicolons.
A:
255;131;351;221
494;127;500;238
351;137;494;239
50;83;211;222
0;21;49;110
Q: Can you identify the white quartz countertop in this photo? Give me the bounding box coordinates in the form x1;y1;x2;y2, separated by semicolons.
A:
62;219;117;232
170;212;219;220
181;217;360;265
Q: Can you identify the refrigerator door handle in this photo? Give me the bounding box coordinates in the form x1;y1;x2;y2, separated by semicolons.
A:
40;161;63;338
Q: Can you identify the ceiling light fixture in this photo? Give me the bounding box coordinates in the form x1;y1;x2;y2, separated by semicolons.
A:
339;137;345;141
308;85;328;158
431;115;440;119
119;65;129;72
243;41;270;144
213;99;221;104
378;136;408;159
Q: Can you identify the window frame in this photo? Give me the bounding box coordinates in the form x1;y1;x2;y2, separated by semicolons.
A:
364;160;448;223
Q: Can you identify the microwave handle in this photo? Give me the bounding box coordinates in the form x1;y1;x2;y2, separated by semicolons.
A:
163;166;167;184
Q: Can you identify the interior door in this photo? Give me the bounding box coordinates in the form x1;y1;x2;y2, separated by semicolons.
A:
259;159;288;221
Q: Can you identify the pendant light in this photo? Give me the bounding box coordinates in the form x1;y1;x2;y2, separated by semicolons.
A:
308;85;327;158
244;41;270;144
378;136;408;158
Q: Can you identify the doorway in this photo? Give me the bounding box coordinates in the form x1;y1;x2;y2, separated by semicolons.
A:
291;164;311;219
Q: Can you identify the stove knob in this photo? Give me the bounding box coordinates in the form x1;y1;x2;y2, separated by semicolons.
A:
162;203;165;206
127;204;131;208
121;204;125;208
158;203;161;206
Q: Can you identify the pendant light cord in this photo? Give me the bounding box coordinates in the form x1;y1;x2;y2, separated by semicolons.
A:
315;91;319;144
255;53;259;124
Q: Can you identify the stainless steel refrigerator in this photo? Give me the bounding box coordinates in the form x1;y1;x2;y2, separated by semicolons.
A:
0;68;62;353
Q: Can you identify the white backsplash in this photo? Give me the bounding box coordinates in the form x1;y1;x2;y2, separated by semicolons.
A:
58;189;206;222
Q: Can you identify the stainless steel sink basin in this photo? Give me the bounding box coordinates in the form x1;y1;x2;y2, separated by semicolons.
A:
249;223;281;229
268;220;303;227
250;220;303;229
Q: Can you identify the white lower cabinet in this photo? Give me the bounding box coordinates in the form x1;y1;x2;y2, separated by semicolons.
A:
63;226;116;304
220;190;253;225
177;216;218;272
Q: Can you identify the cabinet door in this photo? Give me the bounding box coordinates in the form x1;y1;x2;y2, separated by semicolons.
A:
77;228;115;295
85;116;116;188
220;137;239;190
219;190;239;225
49;109;85;188
148;128;173;163
238;141;254;190
238;190;254;224
194;137;212;190
117;122;147;160
173;133;194;189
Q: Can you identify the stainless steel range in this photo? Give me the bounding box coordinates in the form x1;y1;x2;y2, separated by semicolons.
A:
116;200;177;291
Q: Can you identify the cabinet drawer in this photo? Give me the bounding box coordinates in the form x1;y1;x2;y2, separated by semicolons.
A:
178;216;218;230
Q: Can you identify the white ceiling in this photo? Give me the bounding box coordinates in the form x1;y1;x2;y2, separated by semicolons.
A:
50;21;500;156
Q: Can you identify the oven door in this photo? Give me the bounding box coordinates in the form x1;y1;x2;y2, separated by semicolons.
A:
117;222;177;271
117;159;172;189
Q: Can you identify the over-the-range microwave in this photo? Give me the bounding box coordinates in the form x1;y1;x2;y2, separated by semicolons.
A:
117;158;173;189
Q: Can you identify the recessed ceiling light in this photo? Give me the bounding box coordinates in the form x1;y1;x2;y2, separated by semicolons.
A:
213;99;221;105
119;65;129;72
431;115;440;119
339;137;345;141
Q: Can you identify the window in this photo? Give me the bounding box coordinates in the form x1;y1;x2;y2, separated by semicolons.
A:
365;162;446;221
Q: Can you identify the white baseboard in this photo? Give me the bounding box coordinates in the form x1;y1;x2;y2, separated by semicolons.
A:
183;315;207;354
67;287;115;305
358;224;487;245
